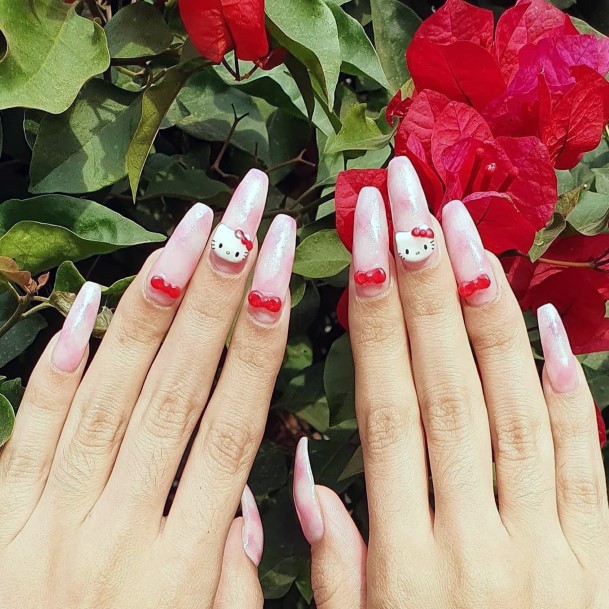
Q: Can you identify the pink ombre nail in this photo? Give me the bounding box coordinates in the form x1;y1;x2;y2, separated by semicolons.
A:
293;437;324;545
146;203;213;305
442;199;497;306
210;169;269;273
247;214;296;324
353;187;390;297
52;282;101;373
241;485;264;566
388;156;437;269
538;304;579;394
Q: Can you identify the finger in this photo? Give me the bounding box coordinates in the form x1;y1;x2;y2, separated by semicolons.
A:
95;170;267;521
388;158;496;530
348;186;431;546
538;304;609;561
212;508;264;609
447;201;558;533
294;438;367;609
42;204;213;518
165;214;295;559
0;283;100;544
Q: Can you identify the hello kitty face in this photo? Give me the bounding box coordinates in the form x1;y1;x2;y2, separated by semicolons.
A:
211;224;253;263
395;225;435;263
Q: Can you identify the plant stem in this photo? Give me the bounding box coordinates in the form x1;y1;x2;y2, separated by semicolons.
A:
536;257;595;269
265;149;315;175
21;302;53;318
211;106;249;179
84;0;105;23
0;292;31;340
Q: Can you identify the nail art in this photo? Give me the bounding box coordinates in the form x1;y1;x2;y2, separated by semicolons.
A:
241;485;264;566
538;304;579;394
388;156;437;269
293;437;324;545
247;214;296;323
210;169;268;273
352;187;389;296
52;282;101;373
441;199;497;306
146;203;213;306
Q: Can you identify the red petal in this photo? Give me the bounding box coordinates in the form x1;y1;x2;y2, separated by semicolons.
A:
386;90;413;126
336;288;349;332
255;47;288;70
413;0;494;48
335;169;392;253
221;0;269;61
596;405;607;448
179;0;232;63
495;0;578;82
407;40;505;111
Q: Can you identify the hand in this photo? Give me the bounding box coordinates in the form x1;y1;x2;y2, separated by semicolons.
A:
0;169;296;609
293;157;609;609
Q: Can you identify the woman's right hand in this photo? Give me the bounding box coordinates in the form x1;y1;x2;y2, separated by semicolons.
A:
0;169;296;609
294;157;609;609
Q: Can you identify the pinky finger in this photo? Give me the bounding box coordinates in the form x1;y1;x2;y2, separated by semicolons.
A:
294;438;367;609
539;304;609;561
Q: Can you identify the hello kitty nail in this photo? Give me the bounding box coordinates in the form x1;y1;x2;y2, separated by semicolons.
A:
388;157;438;269
247;214;296;323
146;203;213;306
352;187;389;297
210;169;268;273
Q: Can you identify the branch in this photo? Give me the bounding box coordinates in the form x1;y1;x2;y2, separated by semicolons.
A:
0;290;32;340
262;191;334;220
211;106;249;179
265;149;315;175
84;0;106;23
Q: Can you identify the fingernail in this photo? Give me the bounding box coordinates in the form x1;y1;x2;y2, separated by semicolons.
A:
388;156;437;269
293;437;324;545
210;169;268;273
538;304;579;394
247;214;296;324
442;199;497;306
146;203;213;305
52;282;101;373
241;485;264;566
353;187;390;297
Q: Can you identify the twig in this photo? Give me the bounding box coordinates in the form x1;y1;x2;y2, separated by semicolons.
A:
241;65;259;81
211;106;249;179
84;0;106;23
222;58;238;80
0;287;31;340
265;149;315;175
234;55;241;81
605;125;609;143
262;191;334;220
21;302;53;318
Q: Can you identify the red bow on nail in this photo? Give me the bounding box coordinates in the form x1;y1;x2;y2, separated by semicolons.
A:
354;268;387;286
235;230;254;251
150;276;181;299
458;274;491;298
248;290;282;313
411;226;434;239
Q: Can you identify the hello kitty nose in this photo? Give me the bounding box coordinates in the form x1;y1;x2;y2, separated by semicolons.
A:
226;250;230;255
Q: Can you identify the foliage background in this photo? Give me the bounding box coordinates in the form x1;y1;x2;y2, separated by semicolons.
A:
1;0;609;606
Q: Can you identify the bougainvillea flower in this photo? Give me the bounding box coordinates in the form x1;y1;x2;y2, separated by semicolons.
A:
179;0;269;64
254;47;288;71
596;406;607;448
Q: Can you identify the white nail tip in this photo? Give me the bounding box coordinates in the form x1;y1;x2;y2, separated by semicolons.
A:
210;223;253;263
395;225;436;263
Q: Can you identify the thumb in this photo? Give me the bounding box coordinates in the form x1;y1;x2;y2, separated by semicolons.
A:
213;486;264;609
294;438;367;609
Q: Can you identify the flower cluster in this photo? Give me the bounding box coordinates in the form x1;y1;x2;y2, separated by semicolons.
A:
335;0;609;361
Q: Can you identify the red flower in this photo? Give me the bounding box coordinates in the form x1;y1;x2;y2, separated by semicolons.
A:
179;0;269;64
596;406;607;448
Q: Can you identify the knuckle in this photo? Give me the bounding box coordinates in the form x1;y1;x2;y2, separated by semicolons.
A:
423;387;474;447
558;471;604;511
495;413;544;462
551;409;594;448
472;310;524;356
72;402;125;453
184;284;229;328
204;421;254;477
231;338;282;381
142;388;200;442
112;311;163;351
363;403;413;458
352;308;404;353
1;450;48;487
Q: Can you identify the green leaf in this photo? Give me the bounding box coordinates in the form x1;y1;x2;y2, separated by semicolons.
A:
370;0;421;92
529;213;567;262
30;80;141;194
105;2;174;59
0;393;14;448
0;0;110;114
325;103;393;154
593;168;609;194
265;0;342;108
567;191;609;235
293;230;351;278
323;334;355;426
126;65;199;198
0;195;164;274
338;445;363;481
0;377;25;412
581;351;609;407
325;1;389;89
248;442;288;497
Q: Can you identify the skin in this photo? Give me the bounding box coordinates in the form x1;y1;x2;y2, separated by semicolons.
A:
294;157;609;609
0;169;296;609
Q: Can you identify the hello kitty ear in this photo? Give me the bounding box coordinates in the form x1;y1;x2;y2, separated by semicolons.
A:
235;229;254;251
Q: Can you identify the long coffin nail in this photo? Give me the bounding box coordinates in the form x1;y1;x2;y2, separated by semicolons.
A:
146;203;213;306
388;156;437;269
247;214;296;324
241;485;264;566
293;437;324;545
210;169;269;273
353;187;390;297
442;199;497;306
52;282;101;373
538;304;579;394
